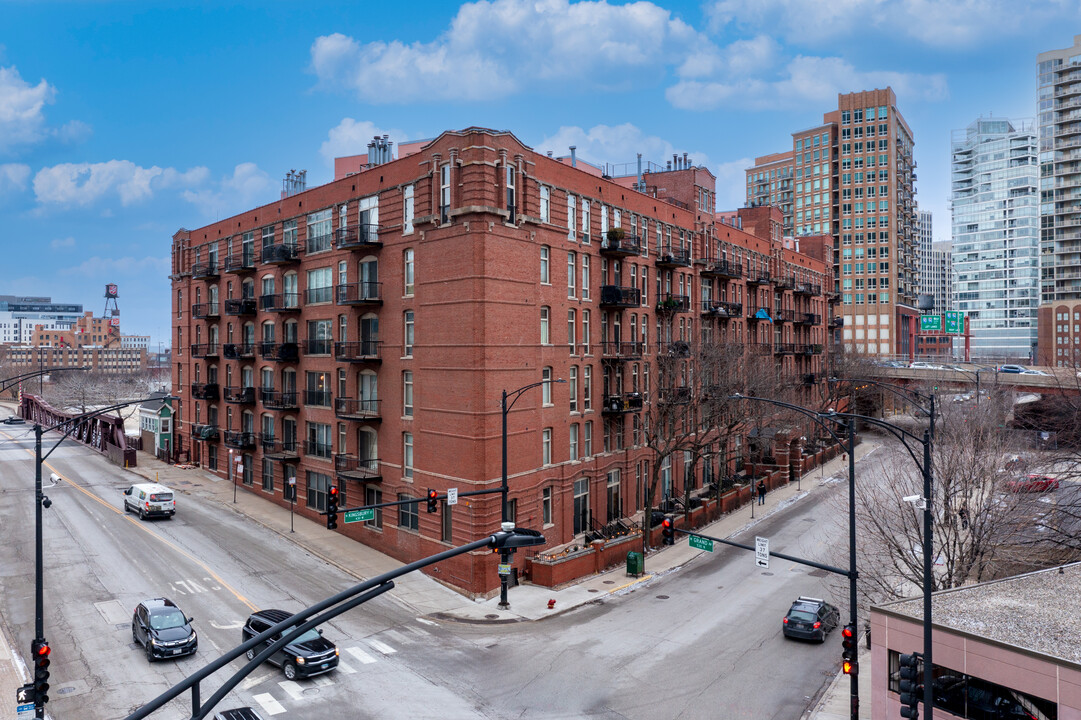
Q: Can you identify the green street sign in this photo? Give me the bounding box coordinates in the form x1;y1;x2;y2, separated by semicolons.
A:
943;311;964;334
920;315;941;332
688;534;714;552
344;508;375;524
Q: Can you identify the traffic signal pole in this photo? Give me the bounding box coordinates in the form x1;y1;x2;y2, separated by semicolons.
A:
34;424;46;718
847;417;858;719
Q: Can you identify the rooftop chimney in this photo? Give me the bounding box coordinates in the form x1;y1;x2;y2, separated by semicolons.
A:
570;146;577;168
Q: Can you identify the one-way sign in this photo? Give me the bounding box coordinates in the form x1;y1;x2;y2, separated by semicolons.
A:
755;536;769;568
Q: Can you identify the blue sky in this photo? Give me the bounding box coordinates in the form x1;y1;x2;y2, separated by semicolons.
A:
1;0;1075;347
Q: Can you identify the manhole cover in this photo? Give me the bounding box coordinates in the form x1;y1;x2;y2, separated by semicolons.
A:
716;586;724;590
303;688;319;697
761;571;774;576
178;481;194;486
588;588;599;593
58;687;76;695
485;614;500;619
802;518;815;522
655;595;670;600
808;569;829;578
602;580;615;584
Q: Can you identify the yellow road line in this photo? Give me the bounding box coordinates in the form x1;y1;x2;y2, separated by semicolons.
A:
607;575;653;594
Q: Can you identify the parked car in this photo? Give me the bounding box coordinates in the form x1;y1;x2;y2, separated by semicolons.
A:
997;364;1027;373
132;598;197;661
2;416;26;425
1006;474;1059;493
241;609;339;680
1020;369;1050;376
782;595;839;642
910;361;945;370
123;483;175;519
213;709;266;720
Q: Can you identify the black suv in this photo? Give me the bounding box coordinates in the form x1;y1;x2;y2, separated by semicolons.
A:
782;595;839;642
241;609;339;680
132;598;198;661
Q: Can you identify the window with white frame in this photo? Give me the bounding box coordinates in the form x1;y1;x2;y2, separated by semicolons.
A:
403;370;413;417
569;365;578;412
542;487;552;525
542;428;552;465
403;432;414;479
439;164;451;223
403;184;414;234
404;310;414;357
540;306;550;344
583;420;592;456
540;246;550;284
582;200;591;243
567;194;576;241
581;255;590;300
568;309;576;353
568;251;576;298
569;423;579;461
540;186;550;223
582;309;590;354
542;367;553;405
583;365;592;410
404;248;415;296
307;208;333;253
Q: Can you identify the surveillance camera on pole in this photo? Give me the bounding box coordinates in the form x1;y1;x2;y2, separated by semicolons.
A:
902;494;926;509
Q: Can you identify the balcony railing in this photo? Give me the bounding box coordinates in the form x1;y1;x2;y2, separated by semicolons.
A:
774;309;799;323
746;270;772;285
305;440;333;459
334;224;383;250
699;259;742;279
794;282;822;296
224;251;256;273
599;231;642;256
304;390;332;407
192;303;220;319
774;276;796;291
702;301;742;319
260;389;299;410
655;248;692;268
259;293;301;312
655;294;690;314
659;340;691;357
602;393;644;414
746;307;773;321
599;285;641;308
190;343;219;358
600;341;644;362
223;342;255;359
261;242;302;264
191;382;219;401
259;434;299;458
192;261;219;279
795;312;821;325
830;316;844;328
224;431;256;450
335;341;382;363
304;339;333;356
335;282;383;306
335;454;382;482
192;424;220;442
334;398;381;421
223;386;255;404
305;286;335;304
224;298;256;316
258;342;299;362
773;343;798;355
658;386;691;405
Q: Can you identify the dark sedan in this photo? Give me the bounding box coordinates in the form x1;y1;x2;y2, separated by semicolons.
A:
782;596;839;643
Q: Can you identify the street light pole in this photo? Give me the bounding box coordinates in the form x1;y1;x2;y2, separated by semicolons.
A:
846;417;857;717
922;427;934;718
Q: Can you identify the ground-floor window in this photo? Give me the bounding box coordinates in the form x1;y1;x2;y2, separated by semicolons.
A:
398;493;418;531
262;459;274;492
365;486;383;529
306;470;331;512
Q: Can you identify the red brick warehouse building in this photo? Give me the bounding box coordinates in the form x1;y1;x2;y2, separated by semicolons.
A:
171;127;833;597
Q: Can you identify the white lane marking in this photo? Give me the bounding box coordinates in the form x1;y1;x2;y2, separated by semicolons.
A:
240;671;276;691
337;659;357;674
252;693;286;715
278;680;304;701
347;647;376;664
368;639;396;655
382;629;413;645
209;620;245;630
312;675;334;688
415;617;438;626
405;626;431;638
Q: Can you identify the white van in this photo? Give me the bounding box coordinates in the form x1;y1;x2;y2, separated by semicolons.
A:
123;483;176;519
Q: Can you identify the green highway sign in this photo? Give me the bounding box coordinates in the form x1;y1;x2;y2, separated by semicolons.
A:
688;535;714;552
920;315;941;332
344;508;375;524
944;311;964;334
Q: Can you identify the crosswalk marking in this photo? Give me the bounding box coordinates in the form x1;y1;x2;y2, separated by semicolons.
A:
405;625;431;638
347;646;377;664
312;675;334;688
278;680;304;701
240;671;275;691
252;693;286;716
336;659;357;674
383;629;413;645
416;617;438;626
368;639;397;655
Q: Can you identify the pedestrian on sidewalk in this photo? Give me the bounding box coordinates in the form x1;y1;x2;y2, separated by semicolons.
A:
756;480;766;506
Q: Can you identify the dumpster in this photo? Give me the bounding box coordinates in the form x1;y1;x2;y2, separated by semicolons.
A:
626;551;644;577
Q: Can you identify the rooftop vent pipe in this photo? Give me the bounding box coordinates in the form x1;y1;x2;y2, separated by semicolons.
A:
570;146;577;168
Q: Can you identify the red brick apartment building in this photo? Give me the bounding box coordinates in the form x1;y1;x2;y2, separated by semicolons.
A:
171;127;834;597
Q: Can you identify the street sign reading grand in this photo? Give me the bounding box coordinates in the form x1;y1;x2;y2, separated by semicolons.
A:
919;315;941;332
688;534;714;552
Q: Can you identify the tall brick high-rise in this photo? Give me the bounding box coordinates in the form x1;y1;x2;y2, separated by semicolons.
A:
172;128;834;596
747;88;919;356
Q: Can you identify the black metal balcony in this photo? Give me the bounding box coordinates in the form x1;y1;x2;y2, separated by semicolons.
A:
260;389;298;410
334;224;383;250
259;434;299;459
192;261;219;279
599;230;643;257
225;251;256;274
259;293;301;312
304;390;332;407
224;431;256;450
773;343;797;355
659;341;691;357
190;382;219;401
830;316;844;328
655;248;692;268
774;309;799;323
802;373;817;385
795;312;821;325
600;341;644;362
223;386;255;404
334;341;381;363
702;301;742;319
305;286;335;304
794;282;822;296
335;397;381;421
655;294;690;314
258;342;299;362
223;342;255;359
335;454;382;482
190;343;219;358
599;285;641;308
304;339;333;356
305;440;334;459
335;282;383;306
261;242;302;265
746;307;773;322
774;276;796;291
746;270;772;286
658;386;691;405
192;303;220;319
224;298;256;316
192;424;219;442
602;393;644;414
699;259;742;279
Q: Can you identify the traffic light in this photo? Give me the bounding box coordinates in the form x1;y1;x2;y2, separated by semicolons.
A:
426;488;438;513
898;652;922;719
661;516;675;545
841;624;858;675
31;638;50;706
326;485;339;530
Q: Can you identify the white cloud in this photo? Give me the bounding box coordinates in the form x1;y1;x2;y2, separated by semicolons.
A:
58;255;170;278
706;0;1071;47
0;65;55;152
181;163;274;218
0;163;30;193
319;119;407;166
311;0;704;102
50;236;75;250
535;123;710;172
32;160;209;208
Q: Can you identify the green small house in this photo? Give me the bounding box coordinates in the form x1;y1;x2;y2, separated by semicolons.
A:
139;393;174;460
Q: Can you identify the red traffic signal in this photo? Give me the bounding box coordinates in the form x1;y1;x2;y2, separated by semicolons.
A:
426;488;438;513
661;516;675;545
33;641;50;658
326;485;340;530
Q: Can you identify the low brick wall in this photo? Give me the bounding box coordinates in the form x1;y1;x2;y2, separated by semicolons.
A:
527;533;642;588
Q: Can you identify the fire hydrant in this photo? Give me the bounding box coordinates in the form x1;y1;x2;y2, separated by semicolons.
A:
547;598;556;609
